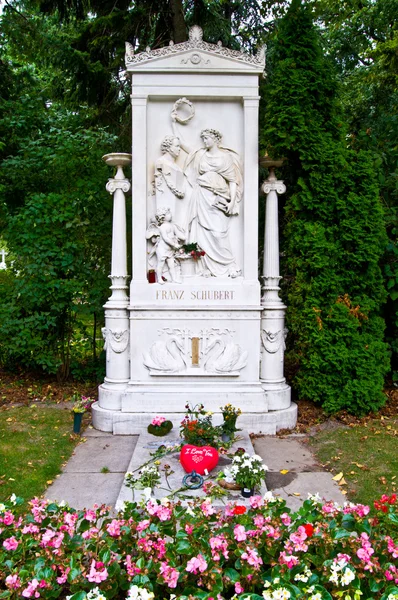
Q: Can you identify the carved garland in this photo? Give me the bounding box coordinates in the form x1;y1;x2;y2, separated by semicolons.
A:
125;26;265;68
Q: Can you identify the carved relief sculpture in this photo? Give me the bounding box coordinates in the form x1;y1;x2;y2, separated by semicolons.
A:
102;327;129;362
261;328;287;362
172;113;243;278
146;207;186;284
154;135;185;218
143;327;247;375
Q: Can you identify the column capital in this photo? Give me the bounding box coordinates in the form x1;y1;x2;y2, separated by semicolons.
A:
262;179;286;195
106;179;131;194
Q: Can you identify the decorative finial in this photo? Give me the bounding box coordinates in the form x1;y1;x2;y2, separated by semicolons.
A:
146;46;151;53
189;25;203;42
125;42;134;57
169;40;174;46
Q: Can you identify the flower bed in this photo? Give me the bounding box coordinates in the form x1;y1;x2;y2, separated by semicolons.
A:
1;493;397;599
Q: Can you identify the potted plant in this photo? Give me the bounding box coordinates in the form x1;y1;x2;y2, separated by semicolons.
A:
229;451;268;497
71;394;94;434
147;416;173;436
220;403;242;441
180;403;222;448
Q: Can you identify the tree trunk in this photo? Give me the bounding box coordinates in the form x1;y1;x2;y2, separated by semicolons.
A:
169;0;187;43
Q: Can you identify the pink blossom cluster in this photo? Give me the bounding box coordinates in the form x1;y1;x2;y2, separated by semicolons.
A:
159;561;179;588
146;499;172;521
151;416;166;427
356;532;377;572
186;554;208;574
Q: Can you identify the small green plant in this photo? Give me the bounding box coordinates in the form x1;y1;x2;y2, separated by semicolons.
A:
100;466;110;474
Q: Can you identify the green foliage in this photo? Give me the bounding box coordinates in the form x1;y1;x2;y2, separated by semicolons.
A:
313;0;398;379
0;106;117;378
262;0;390;414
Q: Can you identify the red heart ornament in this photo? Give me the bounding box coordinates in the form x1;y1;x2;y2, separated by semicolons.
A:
180;445;219;475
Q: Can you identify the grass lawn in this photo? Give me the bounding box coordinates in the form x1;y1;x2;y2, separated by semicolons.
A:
309;416;398;506
0;405;84;509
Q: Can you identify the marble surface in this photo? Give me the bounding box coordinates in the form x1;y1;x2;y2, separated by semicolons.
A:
115;430;267;510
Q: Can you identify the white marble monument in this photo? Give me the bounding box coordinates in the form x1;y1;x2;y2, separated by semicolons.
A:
93;26;297;434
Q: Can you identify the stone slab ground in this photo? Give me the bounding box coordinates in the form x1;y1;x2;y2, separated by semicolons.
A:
45;426;346;510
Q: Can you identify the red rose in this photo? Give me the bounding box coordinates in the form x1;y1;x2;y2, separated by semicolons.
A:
303;523;314;537
233;505;246;515
389;494;397;505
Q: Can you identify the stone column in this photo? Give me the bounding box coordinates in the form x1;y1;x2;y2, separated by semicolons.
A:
260;159;291;410
101;153;131;405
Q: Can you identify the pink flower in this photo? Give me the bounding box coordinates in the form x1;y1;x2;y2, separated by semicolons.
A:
87;560;108;583
281;512;291;526
160;562;179;588
125;555;141;577
209;534;229;561
137;519;150;532
253;514;265;528
152;416;166;426
22;524;40;534
185;524;193;534
249;495;264;509
3;511;14;525
235;582;244;594
279;550;300;569
201;499;216;516
5;574;21;589
241;546;263;569
387;536;398;559
84;509;97;522
82;527;99;540
22;579;40;598
186;554;208;574
234;524;247;542
156;505;172;521
56;567;70;584
3;536;19;551
106;519;122;537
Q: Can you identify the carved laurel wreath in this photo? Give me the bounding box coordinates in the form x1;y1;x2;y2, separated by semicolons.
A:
171;97;195;125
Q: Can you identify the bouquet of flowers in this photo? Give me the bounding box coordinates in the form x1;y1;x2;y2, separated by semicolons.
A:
229;451;268;492
179;242;205;261
125;465;161;492
180;403;222;448
147;416;173;437
220;403;241;434
71;394;94;414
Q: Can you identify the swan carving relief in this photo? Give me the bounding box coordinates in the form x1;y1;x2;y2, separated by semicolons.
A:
203;338;248;374
143;336;187;373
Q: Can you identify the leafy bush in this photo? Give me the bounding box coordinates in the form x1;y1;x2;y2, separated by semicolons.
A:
0;492;397;599
261;0;390;414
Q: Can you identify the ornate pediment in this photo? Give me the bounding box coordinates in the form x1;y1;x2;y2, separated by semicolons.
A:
125;25;265;73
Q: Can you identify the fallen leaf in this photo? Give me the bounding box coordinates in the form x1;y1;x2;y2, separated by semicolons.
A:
293;492;301;497
46;480;53;485
280;469;289;475
341;490;348;495
339;478;347;486
332;472;344;482
8;478;15;481
379;477;387;485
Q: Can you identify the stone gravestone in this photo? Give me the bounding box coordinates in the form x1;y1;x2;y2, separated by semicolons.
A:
92;26;297;434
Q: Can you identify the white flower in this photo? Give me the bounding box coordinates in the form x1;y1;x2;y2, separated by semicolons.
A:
341;567;355;586
263;491;275;502
273;578;280;584
263;592;272;600
127;585;154;600
10;494;17;505
264;581;271;588
161;496;171;506
308;594;322;600
272;588;291;600
0;503;5;513
119;501;127;513
307;492;322;504
58;500;66;507
87;587;107;600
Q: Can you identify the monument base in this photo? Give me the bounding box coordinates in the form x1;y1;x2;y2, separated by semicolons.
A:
92;390;297;435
